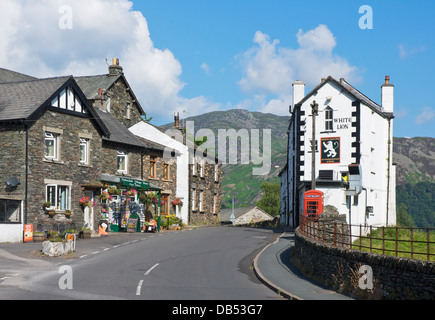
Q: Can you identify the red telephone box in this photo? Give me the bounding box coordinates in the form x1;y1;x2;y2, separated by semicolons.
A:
303;190;324;219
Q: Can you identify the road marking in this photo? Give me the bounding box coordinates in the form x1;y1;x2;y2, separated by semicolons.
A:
145;263;159;276
80;255;88;259
136;280;144;296
92;251;100;255
132;240;138;243
104;248;110;251
0;277;10;282
113;245;120;248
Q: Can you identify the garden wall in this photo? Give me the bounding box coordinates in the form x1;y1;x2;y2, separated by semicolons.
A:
294;227;435;299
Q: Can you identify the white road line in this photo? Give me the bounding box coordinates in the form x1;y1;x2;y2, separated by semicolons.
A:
80;255;88;259
0;277;10;281
132;240;138;243
136;280;144;296
145;263;159;276
104;248;110;251
113;245;120;248
92;251;100;255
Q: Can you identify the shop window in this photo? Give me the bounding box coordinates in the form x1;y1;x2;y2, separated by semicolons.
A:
0;200;21;223
46;184;70;210
117;151;128;173
44;132;59;160
79;138;89;164
150;156;156;178
163;163;169;180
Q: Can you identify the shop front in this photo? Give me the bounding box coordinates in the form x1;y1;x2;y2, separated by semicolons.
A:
100;174;162;233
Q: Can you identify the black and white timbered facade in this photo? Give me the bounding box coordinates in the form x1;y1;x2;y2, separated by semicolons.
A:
281;76;396;233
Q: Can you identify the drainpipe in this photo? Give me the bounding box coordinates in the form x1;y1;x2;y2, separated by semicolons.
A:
386;118;392;226
24;120;29;225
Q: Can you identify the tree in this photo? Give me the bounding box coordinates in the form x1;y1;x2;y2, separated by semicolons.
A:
256;181;280;217
396;203;414;228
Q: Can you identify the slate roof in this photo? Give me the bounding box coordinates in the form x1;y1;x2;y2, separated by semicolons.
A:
295;76;392;118
0;67;37;83
0;76;71;121
75;74;121;99
220;206;273;223
94;107;150;149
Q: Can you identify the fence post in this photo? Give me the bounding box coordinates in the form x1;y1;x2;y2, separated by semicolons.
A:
395;226;398;257
370;225;372;253
427;227;430;261
359;224;362;251
334;222;337;247
382;227;385;256
411;228;414;260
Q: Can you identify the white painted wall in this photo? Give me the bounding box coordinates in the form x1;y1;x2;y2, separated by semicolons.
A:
129;122;190;224
0;224;22;243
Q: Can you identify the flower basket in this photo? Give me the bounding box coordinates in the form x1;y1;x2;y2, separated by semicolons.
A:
80;197;95;208
172;197;183;211
65;210;72;218
48;210;56;217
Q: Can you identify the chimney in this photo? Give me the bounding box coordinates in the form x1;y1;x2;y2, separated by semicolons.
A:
291;80;305;113
109;57;123;76
93;88;107;111
174;112;180;127
381;75;394;113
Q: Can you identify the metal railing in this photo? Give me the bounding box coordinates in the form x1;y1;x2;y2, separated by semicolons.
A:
299;214;435;262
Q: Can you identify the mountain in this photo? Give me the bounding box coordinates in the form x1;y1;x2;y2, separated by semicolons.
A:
160;110;435;210
161;109;289;208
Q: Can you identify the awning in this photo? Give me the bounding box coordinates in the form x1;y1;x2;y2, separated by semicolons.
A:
100;174;162;191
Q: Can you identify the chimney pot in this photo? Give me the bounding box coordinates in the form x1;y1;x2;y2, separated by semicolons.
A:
109;58;123;76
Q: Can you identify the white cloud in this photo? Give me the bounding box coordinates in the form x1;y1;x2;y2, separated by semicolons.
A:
200;62;211;74
415;107;435;125
0;0;218;121
236;25;360;115
398;44;426;59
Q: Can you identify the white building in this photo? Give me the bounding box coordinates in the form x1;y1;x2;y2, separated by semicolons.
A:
282;76;396;233
129;121;190;224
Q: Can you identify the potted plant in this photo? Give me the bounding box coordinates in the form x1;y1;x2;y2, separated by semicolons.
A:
43;201;51;208
99;191;112;202
79;196;94;208
47;209;56;217
172;197;183;212
64;210;72;218
33;231;46;242
81;227;92;239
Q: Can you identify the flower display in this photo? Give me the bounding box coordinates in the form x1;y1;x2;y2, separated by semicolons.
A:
79;196;95;208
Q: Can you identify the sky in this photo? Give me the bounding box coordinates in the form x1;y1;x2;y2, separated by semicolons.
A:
0;0;434;138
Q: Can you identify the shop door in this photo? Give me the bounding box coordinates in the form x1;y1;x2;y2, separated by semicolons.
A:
84;190;94;230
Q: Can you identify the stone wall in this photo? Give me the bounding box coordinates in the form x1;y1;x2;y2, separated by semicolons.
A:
26;110;103;231
190;162;222;225
294;227;435;299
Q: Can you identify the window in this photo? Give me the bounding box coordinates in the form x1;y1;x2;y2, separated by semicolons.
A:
44;132;59;160
46;184;70;210
161;195;169;215
150;156;156;178
325;107;333;131
213;194;217;214
126;103;131;120
0;200;21;223
191;189;196;211
199;191;204;212
163;163;169;180
79;138;89;164
117;151;128;173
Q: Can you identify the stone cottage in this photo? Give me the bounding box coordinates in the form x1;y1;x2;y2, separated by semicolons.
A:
0;75;110;242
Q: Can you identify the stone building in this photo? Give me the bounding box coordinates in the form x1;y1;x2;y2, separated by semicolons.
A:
0;76;110;242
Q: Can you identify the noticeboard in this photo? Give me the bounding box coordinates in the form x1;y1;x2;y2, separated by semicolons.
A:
127;218;138;233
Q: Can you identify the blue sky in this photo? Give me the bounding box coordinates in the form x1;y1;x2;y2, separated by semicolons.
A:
1;1;434;137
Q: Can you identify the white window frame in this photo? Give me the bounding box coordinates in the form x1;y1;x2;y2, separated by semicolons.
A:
44;132;59;160
325;107;333;131
199;191;204;212
117;151;128;173
191;189;196;211
79;138;89;165
46;183;71;211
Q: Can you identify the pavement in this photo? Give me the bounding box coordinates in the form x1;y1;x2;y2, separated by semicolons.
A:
253;230;354;300
0;227;354;300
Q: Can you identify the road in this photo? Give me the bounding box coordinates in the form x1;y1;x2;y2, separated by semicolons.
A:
0;226;284;300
